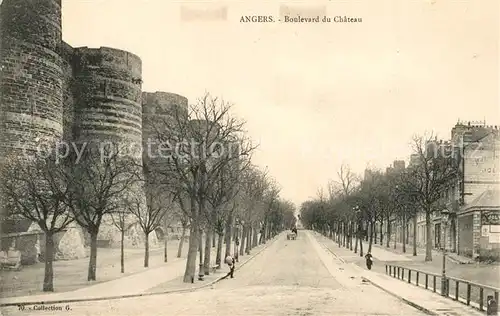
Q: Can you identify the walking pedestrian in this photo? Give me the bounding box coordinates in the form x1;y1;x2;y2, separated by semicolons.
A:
225;254;235;278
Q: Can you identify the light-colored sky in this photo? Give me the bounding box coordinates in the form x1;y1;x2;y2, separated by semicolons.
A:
61;0;499;207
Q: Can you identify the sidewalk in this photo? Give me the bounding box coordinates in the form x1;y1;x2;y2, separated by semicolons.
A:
0;242;182;298
355;265;485;316
0;234;278;306
0;249;215;305
311;232;489;316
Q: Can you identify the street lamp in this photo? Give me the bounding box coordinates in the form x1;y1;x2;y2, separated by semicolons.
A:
441;208;451;297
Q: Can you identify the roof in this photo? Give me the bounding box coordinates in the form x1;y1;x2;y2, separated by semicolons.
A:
463;189;500;211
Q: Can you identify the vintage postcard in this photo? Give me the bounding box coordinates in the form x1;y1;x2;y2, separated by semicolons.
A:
0;0;498;315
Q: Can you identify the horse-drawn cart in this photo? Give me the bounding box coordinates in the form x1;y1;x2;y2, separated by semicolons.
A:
287;232;297;240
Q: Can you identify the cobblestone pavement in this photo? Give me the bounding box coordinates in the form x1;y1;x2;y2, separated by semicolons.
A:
0;231;426;316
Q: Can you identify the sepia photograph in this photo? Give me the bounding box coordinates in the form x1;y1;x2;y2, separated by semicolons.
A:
0;0;499;315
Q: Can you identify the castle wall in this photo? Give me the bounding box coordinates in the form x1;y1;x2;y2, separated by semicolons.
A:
0;0;181;250
61;41;75;142
141;92;189;244
0;0;64;159
69;47;151;247
142;91;189;169
72;47;143;152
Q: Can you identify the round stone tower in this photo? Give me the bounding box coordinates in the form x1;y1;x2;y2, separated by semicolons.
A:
142;91;189;155
142;92;188;179
72;47;143;158
71;47;151;248
0;0;64;160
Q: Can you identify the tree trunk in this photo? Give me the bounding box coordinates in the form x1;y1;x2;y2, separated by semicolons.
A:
234;225;239;261
337;223;341;246
183;220;199;283
354;224;358;254
144;231;150;268
261;223;267;244
359;223;364;257
402;216;406;253
216;232;224;268
425;207;433;261
43;232;55;292
88;231;98;281
386;216;391;248
212;231;216;248
120;228;125;273
349;222;353;250
368;221;374;253
177;225;186;258
413;214;418;256
203;229;211;275
347;223;350;248
225;222;232;259
380;220;384;246
224;212;233;259
393;219;397;249
252;227;258;247
246;227;251;254
164;229;168;263
198;229;203;274
239;226;246;256
342;223;346;247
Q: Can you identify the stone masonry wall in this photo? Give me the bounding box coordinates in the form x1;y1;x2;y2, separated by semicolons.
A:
0;0;64;230
0;1;182;250
72;47;143;148
0;0;64;159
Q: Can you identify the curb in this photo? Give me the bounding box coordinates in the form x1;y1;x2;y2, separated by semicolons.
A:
0;234;282;307
360;276;438;316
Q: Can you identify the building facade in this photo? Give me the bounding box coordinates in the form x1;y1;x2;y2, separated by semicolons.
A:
387;122;500;259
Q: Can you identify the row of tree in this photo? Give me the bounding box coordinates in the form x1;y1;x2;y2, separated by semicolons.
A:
300;134;460;262
0;92;296;292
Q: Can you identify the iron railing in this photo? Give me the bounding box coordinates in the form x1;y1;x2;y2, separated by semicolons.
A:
386;264;499;313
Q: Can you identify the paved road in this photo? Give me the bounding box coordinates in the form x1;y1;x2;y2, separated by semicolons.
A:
0;231;426;316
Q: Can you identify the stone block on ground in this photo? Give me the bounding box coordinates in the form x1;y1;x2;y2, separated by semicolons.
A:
56;225;87;260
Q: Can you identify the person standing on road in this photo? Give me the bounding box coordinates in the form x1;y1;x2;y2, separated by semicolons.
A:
365;252;373;270
225;254;235;278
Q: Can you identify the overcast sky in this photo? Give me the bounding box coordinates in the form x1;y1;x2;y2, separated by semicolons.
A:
61;0;499;207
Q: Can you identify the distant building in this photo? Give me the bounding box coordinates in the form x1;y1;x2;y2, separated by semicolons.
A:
389;121;500;260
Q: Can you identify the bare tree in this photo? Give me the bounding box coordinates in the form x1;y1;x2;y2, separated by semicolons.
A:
110;210;135;273
1;150;74;291
127;182;172;267
205;155;246;271
333;163;360;249
152;92;256;283
336;163;360;198
238;165;268;256
172;189;191;258
65;144;139;281
400;134;460;261
261;181;281;242
176;215;190;258
356;169;386;254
